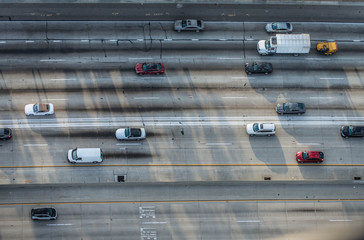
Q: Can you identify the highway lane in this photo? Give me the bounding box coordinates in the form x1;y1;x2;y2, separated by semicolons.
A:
1;88;364;112
1;2;364;23
0;182;363;240
1;21;364;42
1;111;364;183
1;6;364;240
0;21;363;69
0;42;362;70
0;67;363;91
0;86;363;183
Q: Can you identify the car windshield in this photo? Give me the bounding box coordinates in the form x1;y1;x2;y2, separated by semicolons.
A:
265;40;271;49
33;104;38;112
253;63;259;71
125;128;131;137
272;23;278;30
182;20;187;27
302;152;309;160
318;152;324;159
283;103;291;112
253;123;259;132
348;126;355;135
71;149;78;160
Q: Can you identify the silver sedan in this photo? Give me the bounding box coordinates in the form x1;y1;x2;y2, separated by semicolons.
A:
115;127;146;140
174;19;204;32
265;22;293;33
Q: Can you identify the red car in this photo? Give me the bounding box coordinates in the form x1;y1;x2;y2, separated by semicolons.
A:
296;151;324;163
135;63;164;75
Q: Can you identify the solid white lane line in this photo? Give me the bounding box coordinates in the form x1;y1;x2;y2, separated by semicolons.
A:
329;219;352;222
42;99;68;101
2;116;364;129
217;57;243;60
306;58;330;61
296;143;322;146
237;220;261;223
206;143;232;146
142;222;167;224
134;97;160;100
50;78;77;81
23;144;48;147
309;97;333;99
319;78;344;80
116;143;141;146
47;224;73;226
222;97;247;99
231;77;251;79
129;57;153;60
40;59;65;62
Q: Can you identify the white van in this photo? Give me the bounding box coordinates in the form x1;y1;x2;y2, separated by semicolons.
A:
67;148;103;163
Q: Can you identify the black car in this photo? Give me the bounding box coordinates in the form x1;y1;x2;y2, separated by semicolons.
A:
245;62;273;74
31;207;57;220
340;125;364;138
0;128;12;140
276;102;306;115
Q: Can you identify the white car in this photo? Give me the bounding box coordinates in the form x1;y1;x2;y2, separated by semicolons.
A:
115;127;146;140
246;123;276;136
174;19;204;32
25;103;54;116
265;22;293;33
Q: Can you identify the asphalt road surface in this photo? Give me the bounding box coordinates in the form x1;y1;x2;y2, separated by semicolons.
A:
1;182;364;240
0;5;364;240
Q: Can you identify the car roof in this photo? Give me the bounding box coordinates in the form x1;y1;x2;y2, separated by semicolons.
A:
308;151;322;158
76;148;102;157
351;126;364;131
261;123;275;130
33;208;53;214
184;19;199;26
274;22;290;28
38;104;49;111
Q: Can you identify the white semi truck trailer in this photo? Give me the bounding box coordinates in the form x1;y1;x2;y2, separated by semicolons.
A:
257;34;311;56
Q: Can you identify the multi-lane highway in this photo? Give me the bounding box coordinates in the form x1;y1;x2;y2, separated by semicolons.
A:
1;182;364;239
0;11;364;240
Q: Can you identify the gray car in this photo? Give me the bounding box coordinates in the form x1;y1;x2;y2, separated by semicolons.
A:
174;19;204;32
31;207;57;220
276;102;306;115
265;22;293;33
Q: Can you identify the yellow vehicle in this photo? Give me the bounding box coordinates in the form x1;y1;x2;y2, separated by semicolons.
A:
316;41;338;56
